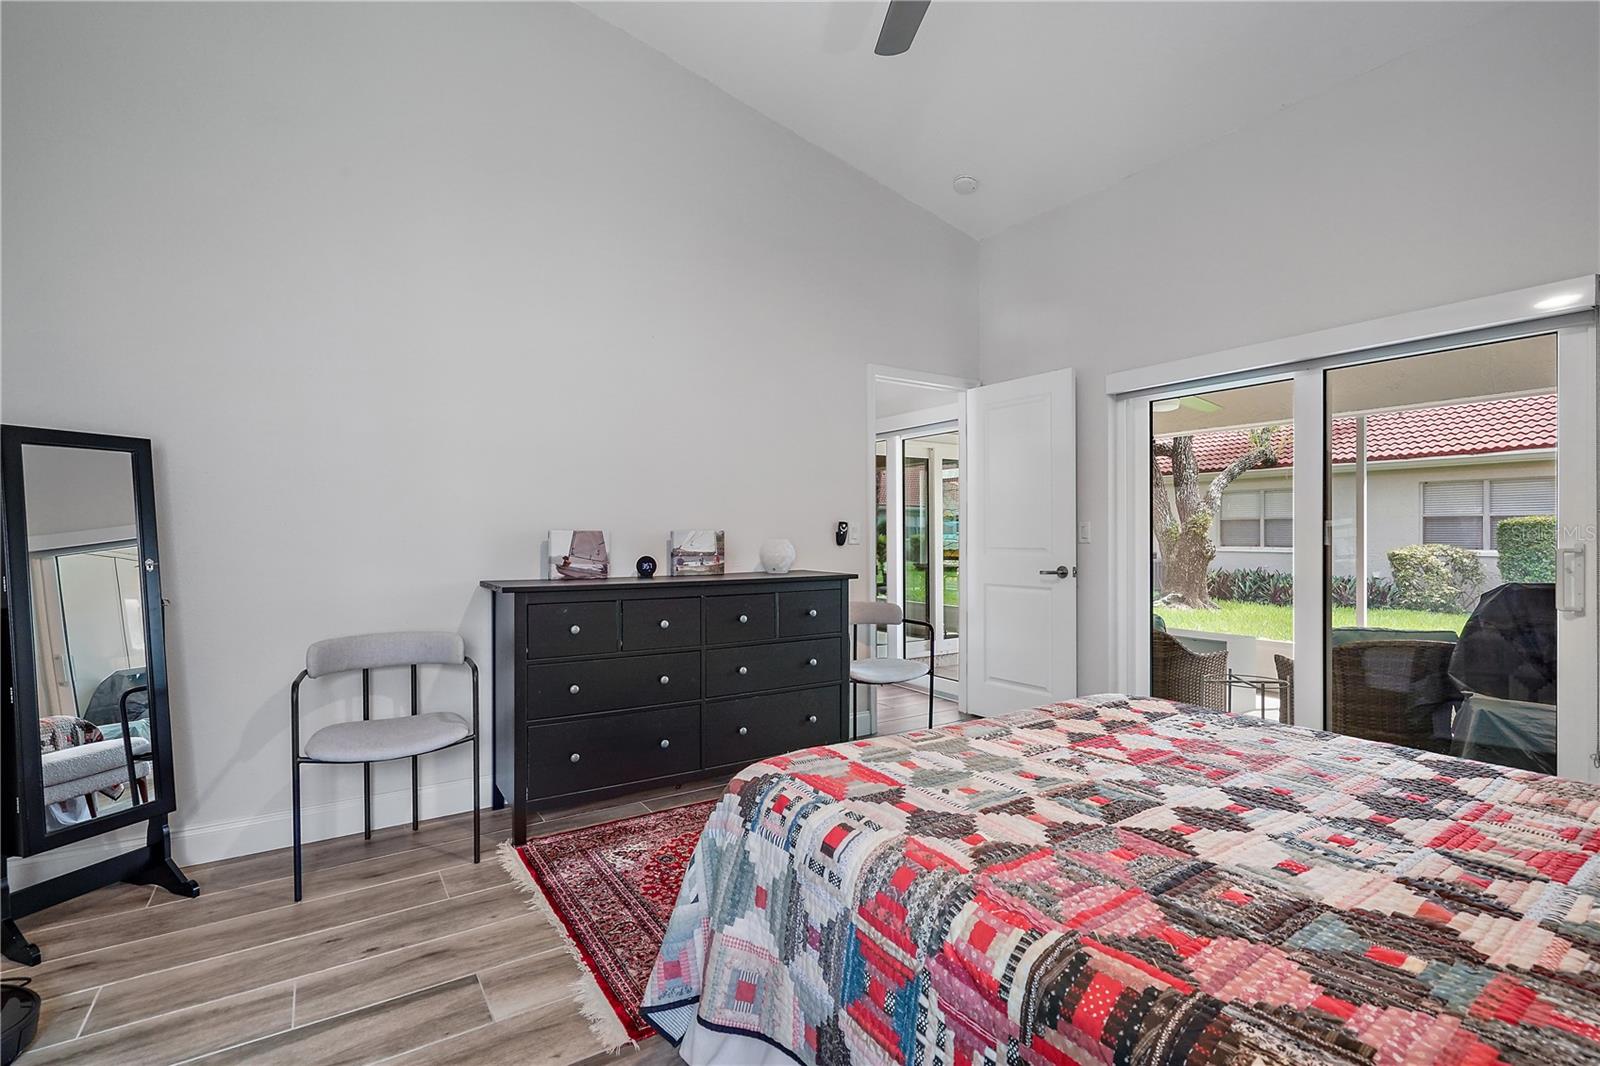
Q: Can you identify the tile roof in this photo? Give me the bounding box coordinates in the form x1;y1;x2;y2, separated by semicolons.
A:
1155;393;1556;473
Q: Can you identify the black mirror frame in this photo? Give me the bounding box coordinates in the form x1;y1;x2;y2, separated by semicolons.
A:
1;425;179;854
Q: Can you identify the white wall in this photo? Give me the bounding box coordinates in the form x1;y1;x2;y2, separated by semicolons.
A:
2;2;977;878
979;3;1599;694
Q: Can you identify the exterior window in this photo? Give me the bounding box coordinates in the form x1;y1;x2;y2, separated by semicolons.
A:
1422;477;1554;550
1219;489;1292;547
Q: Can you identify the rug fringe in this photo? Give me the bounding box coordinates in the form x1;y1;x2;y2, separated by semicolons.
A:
497;841;637;1052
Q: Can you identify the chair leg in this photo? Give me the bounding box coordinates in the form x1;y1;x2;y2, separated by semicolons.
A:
86;793;98;818
363;763;372;841
292;759;304;902
849;683;857;740
471;734;481;866
411;756;419;832
928;671;936;730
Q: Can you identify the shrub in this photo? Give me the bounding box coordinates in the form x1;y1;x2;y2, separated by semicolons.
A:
1387;544;1482;612
1329;575;1400;609
1496;515;1557;583
1207;567;1292;605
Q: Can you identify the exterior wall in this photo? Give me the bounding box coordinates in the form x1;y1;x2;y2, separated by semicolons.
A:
1169;455;1557;592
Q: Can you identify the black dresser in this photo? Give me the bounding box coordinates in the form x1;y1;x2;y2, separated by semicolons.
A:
480;571;855;842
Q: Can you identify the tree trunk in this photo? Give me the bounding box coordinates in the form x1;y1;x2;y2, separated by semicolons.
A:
1161;526;1216;607
1151;430;1277;609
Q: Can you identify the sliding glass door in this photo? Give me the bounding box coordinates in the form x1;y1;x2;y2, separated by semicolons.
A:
1324;334;1568;774
1149;381;1294;718
1135;312;1597;783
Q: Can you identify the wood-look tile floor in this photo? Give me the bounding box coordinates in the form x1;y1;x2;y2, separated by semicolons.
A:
12;785;718;1066
13;694;962;1066
868;683;963;735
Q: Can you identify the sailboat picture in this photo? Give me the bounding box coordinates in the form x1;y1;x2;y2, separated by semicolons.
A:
669;529;725;575
548;529;610;580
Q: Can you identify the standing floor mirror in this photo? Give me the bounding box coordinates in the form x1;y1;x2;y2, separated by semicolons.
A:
1;425;198;966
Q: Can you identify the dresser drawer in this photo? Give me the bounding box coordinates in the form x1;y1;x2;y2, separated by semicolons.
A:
704;638;839;697
778;588;843;637
704;593;776;645
622;597;701;651
527;651;700;719
703;687;842;768
528;705;700;798
526;601;618;659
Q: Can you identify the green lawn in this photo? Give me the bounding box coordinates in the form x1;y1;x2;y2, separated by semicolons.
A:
1153;599;1467;641
903;567;960;607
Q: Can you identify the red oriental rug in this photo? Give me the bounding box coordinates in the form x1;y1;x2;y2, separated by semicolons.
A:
501;799;719;1048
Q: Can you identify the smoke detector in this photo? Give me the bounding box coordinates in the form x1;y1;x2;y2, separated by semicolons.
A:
952;175;980;195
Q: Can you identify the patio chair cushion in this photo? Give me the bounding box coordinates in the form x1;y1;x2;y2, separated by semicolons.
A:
41;737;151;788
1332;627;1457;647
304;712;470;763
850;658;929;685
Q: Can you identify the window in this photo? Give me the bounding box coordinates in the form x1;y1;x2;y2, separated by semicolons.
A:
1219;488;1293;547
1422;476;1554;550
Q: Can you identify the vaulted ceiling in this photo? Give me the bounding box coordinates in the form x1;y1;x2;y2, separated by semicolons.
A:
587;2;1507;238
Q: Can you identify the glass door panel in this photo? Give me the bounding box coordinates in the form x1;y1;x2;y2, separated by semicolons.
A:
1324;334;1558;772
903;453;931;639
1149;380;1294;717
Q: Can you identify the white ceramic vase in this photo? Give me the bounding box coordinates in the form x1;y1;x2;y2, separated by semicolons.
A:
759;538;796;574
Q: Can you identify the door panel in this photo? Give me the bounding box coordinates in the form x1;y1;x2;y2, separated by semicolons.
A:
964;369;1076;715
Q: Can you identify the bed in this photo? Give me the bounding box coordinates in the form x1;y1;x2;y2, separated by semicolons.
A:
641;695;1600;1065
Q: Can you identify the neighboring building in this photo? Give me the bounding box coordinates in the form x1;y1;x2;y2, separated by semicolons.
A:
1156;394;1556;590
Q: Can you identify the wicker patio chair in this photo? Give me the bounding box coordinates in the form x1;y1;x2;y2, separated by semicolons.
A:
1151;630;1227;709
1273;654;1294;724
1329;640;1458;754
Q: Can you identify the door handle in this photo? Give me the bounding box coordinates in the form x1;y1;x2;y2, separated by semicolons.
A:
1039;565;1076;579
1557;546;1586;616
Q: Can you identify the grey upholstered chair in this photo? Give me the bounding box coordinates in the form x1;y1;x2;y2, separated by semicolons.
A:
290;632;479;901
849;600;935;738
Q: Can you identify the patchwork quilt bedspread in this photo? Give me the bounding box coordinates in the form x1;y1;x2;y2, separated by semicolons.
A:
640;695;1600;1065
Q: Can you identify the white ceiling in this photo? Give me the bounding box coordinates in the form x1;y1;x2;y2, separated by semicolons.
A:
586;1;1506;238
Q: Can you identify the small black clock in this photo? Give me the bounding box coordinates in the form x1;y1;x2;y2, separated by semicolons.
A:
635;555;658;578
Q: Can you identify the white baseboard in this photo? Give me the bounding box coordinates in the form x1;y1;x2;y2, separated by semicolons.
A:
8;776;495;892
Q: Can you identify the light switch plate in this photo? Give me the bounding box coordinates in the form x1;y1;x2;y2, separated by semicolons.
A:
848;527;862;545
1077;521;1091;543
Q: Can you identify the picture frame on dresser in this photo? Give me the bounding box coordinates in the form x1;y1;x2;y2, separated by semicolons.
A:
479;571;855;843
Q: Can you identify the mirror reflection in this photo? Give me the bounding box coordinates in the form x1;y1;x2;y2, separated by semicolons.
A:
22;444;155;831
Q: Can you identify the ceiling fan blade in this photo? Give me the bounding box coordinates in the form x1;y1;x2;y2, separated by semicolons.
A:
1180;396;1222;413
875;0;930;56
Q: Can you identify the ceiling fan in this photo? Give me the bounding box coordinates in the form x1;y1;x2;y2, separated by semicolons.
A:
875;0;931;56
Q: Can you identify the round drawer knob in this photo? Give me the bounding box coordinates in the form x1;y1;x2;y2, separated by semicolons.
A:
738;666;749;676
738;726;748;736
807;715;818;724
570;753;581;763
659;739;671;749
807;608;818;618
569;624;581;635
807;658;818;667
738;614;749;624
659;675;670;685
569;684;581;695
659;619;671;629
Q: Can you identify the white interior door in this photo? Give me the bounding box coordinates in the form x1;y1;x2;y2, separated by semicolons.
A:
964;369;1077;716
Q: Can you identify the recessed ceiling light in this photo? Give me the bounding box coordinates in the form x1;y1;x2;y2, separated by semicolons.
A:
952;175;979;195
1534;292;1584;311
